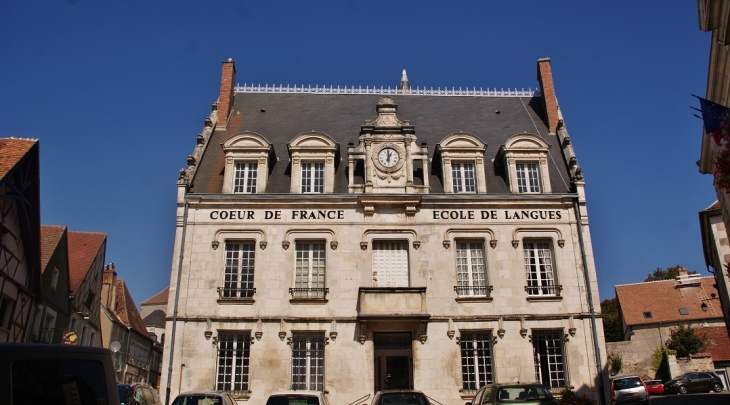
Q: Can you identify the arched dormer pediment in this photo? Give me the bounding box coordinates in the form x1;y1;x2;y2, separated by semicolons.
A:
436;132;488;194
498;133;552;194
222;131;273;152
221;131;275;194
503;133;550;151
288;132;340;194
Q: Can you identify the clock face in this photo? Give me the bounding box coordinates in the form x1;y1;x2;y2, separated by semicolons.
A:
378;148;399;167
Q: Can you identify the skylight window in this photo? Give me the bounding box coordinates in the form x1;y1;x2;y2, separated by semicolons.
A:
679;308;689;315
643;312;652;319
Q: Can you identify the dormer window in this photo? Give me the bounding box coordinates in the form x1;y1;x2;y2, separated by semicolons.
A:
222;132;275;194
497;134;552;194
288;132;339;194
436;133;487;194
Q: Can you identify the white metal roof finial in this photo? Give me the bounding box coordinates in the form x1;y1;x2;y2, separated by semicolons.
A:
399;69;410;91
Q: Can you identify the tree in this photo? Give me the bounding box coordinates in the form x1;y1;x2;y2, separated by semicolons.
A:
644;265;697;282
601;298;623;342
665;325;705;358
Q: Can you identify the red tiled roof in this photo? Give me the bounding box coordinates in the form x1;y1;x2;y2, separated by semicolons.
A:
0;138;36;179
67;231;106;294
141;287;169;305
616;276;723;326
115;279;151;338
40;225;66;272
703;201;721;211
699;326;730;361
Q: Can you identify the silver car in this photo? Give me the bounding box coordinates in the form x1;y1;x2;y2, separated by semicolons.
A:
611;375;650;404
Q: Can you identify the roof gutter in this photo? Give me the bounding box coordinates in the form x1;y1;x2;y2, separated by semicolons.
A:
165;202;189;405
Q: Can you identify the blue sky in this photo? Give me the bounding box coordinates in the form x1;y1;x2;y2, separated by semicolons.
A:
0;1;716;307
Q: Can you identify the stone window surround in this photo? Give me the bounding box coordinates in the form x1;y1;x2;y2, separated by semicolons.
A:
500;133;552;194
288;132;339;194
437;132;488;194
450;235;494;303
513;229;563;302
213;229;267;305
222;131;274;194
291;239;329;304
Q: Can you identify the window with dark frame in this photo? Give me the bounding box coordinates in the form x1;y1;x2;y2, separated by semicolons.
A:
291;333;325;391
459;331;494;390
643;312;652;319
532;329;566;389
216;331;251;395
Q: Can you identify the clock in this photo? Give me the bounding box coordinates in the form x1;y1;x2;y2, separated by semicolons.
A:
378;148;399;167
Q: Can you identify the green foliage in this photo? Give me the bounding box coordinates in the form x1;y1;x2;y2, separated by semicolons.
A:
607;353;622;375
600;298;623;342
557;387;596;405
644;265;697;282
665;325;705;358
653;348;674;381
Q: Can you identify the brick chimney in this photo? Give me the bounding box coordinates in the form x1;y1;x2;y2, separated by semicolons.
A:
218;58;237;128
537;58;559;135
677;267;688;277
101;263;117;311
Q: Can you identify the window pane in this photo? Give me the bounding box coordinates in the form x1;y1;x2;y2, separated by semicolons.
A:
216;332;251;393
456;242;487;296
291;333;325;391
452;163;475;193
460;332;494;390
294;243;326;297
234;163;257;193
516;163;540;193
532;329;565;389
224;242;255;297
301;163;325;193
524;242;555;296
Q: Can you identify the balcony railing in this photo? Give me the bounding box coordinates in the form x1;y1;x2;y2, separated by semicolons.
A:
289;287;329;299
524;284;562;296
29;328;56;344
454;285;493;297
217;287;256;299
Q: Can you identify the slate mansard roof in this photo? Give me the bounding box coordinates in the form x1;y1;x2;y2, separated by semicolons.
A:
186;59;579;196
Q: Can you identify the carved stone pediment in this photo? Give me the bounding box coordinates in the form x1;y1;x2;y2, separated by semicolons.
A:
366;96;404;127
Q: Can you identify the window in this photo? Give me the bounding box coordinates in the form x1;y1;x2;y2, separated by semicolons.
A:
532;329;565;389
222;242;256;298
460;331;494;390
85;291;96;309
51;267;60;290
300;163;325;193
293;242;327;298
372;241;409;287
516;163;540;193
455;242;488;297
523;241;558;296
42;308;57;343
643;312;652;319
233;162;258;193
216;331;251;394
679;307;689;315
291;333;325;391
497;134;552;194
452;163;476;193
0;296;14;330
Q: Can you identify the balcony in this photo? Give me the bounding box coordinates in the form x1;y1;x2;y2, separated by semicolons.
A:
289;287;328;304
454;285;493;302
357;287;429;319
217;287;256;304
525;284;563;302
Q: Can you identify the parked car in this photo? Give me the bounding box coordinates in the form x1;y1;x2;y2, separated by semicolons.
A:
118;382;161;405
643;380;664;395
171;391;239;405
0;343;120;405
663;372;723;394
265;390;330;405
370;390;430;405
610;375;650;404
467;383;558;405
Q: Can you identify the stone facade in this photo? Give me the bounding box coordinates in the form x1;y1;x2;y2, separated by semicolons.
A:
160;60;607;405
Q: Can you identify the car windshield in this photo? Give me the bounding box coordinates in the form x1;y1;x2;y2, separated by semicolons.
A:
173;395;223;405
675;375;690;381
614;377;642;388
495;386;551;402
377;393;429;405
266;395;320;405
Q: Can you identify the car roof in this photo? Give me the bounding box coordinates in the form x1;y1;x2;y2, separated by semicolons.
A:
612;375;641;380
177;391;228;396
268;390;323;396
377;390;425;394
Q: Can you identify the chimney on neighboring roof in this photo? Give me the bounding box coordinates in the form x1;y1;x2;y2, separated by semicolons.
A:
218;58;237;128
101;263;117;310
537;58;559;135
398;69;410;90
677;267;688;278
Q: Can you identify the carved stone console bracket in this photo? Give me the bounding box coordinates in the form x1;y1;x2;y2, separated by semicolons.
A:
442;228;496;250
358;196;421;218
361;229;420;250
213;229;267;251
283;229;338;250
511;228;564;249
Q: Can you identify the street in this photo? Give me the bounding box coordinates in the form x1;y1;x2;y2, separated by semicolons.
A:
648;392;730;404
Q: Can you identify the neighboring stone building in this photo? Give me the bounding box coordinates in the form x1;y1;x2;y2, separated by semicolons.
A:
697;0;730;340
161;59;607;404
610;273;727;385
141;286;168;345
0;138;41;342
67;231;107;347
28;225;72;344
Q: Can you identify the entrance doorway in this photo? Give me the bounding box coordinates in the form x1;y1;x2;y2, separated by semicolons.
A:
374;332;413;391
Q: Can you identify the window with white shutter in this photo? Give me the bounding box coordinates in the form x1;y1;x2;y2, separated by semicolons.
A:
372;241;409;287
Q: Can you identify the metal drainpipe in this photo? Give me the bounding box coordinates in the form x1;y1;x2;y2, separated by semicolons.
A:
573;199;608;405
165;202;189;405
